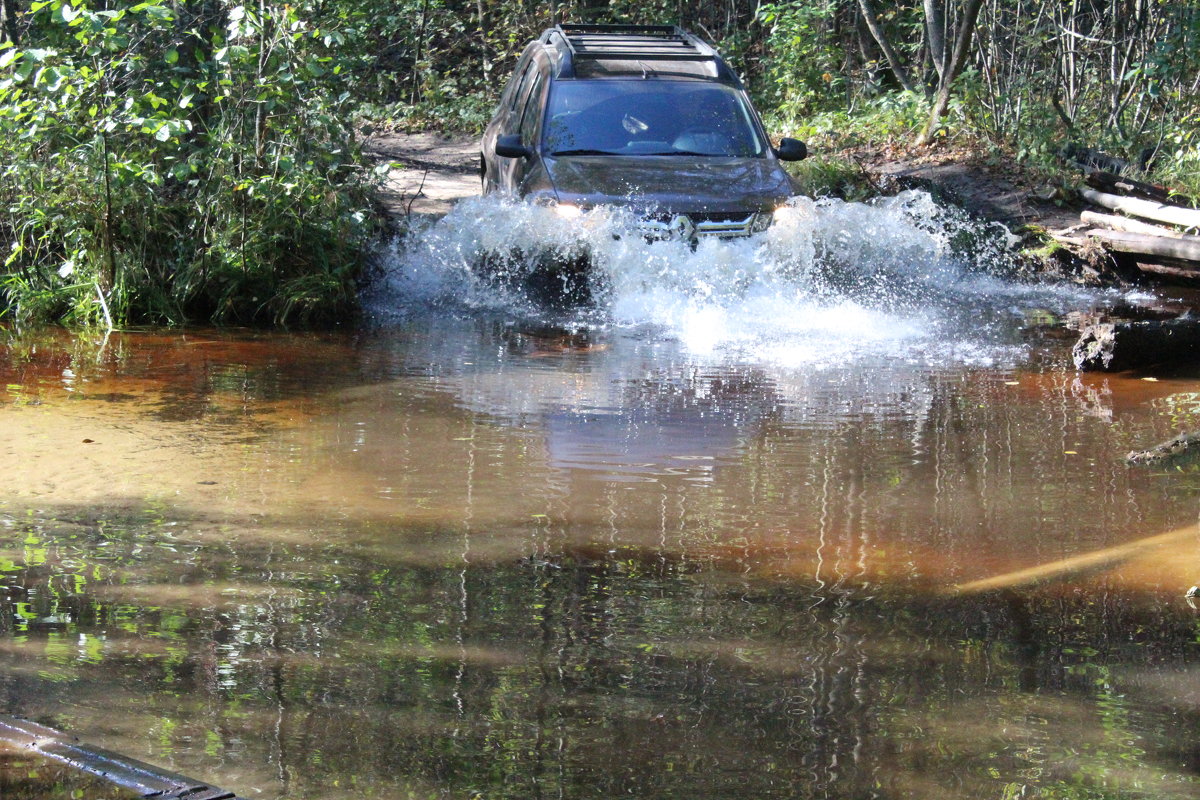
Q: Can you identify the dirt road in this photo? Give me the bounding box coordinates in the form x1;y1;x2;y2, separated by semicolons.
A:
366;132;480;221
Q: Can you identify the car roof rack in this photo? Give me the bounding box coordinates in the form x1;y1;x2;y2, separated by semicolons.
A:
544;23;739;82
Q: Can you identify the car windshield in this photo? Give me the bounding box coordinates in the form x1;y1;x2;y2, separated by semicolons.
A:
543;80;767;158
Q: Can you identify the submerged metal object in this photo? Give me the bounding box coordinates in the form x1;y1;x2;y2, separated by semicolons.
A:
0;715;242;800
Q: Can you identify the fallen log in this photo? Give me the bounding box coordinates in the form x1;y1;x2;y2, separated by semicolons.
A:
1080;210;1184;238
950;523;1198;594
1085;170;1173;204
1085;228;1200;261
1127;431;1200;465
1080;187;1200;230
1135;260;1200;283
0;715;244;799
1073;318;1200;371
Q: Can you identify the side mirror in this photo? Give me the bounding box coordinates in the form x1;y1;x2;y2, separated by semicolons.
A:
496;134;533;160
775;138;808;161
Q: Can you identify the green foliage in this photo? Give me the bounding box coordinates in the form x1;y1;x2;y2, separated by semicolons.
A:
756;0;844;123
0;0;378;327
3;0;1199;329
784;155;876;201
767;91;928;153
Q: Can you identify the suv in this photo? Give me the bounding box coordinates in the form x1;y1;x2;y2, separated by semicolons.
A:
480;24;806;243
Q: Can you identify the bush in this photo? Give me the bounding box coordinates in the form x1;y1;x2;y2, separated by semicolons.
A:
0;0;379;327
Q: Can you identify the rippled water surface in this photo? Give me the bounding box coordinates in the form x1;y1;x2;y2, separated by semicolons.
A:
4;194;1200;798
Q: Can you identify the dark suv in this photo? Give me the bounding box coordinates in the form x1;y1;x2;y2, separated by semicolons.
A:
480;24;806;243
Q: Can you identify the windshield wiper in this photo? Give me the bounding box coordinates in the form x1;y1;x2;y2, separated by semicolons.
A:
551;148;620;156
643;150;716;157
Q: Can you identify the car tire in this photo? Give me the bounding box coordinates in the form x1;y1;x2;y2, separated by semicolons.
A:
480;155;492;194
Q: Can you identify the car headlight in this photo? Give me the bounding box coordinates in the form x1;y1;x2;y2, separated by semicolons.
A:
554;203;583;220
772;203;802;225
531;194;585;220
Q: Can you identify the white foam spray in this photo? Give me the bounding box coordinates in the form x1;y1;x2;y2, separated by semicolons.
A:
362;191;1090;369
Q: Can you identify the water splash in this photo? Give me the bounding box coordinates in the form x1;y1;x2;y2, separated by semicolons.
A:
362;191;1087;368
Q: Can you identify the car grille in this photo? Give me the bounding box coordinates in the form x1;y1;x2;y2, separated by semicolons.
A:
637;212;764;240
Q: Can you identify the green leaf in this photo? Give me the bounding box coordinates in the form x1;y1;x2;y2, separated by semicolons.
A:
143;5;173;21
165;48;178;65
0;50;17;69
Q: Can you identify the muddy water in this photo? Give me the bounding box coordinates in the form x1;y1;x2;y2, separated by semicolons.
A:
5;193;1200;798
1;313;1199;800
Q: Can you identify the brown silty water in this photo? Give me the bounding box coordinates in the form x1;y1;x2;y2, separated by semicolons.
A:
3;194;1200;799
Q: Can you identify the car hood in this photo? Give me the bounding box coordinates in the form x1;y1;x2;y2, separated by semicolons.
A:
544;156;796;214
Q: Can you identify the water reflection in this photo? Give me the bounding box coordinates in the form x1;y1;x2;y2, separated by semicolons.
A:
1;322;1200;798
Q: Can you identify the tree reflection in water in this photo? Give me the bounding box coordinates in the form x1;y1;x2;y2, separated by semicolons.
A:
0;323;1198;799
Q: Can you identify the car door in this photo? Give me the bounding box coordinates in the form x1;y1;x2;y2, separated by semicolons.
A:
482;50;534;193
495;59;548;194
509;68;548;194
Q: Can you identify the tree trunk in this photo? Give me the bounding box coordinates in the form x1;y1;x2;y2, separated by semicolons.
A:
923;0;946;81
916;0;985;146
254;0;272;165
410;0;430;103
1;0;18;45
477;0;490;78
856;0;917;93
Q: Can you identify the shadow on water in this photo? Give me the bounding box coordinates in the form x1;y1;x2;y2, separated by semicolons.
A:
3;191;1200;797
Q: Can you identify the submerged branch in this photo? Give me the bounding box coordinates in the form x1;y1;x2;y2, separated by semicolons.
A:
951;524;1199;594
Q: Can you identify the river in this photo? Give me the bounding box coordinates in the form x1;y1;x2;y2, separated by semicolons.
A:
3;193;1200;798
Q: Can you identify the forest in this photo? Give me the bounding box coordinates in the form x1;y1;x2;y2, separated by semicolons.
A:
0;0;1197;326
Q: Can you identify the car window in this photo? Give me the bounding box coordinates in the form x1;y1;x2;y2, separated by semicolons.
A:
499;55;531;113
543;80;766;158
519;71;547;145
507;60;536;114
